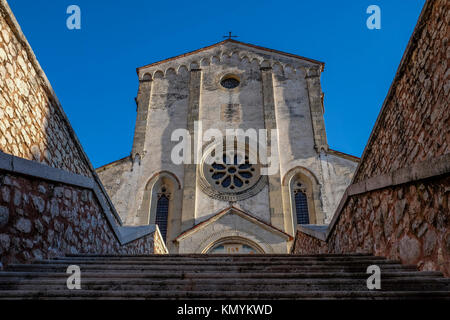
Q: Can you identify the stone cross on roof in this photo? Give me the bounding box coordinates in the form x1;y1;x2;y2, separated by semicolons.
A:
223;31;238;40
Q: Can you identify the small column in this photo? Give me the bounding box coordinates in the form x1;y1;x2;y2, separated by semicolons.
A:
305;67;328;152
131;75;152;161
260;66;284;230
180;67;202;232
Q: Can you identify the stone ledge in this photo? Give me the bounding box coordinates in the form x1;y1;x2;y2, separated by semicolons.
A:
297;225;327;241
11;155;93;189
119;225;156;245
0;151;13;171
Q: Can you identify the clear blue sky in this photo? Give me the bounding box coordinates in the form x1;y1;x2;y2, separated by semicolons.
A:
9;0;425;168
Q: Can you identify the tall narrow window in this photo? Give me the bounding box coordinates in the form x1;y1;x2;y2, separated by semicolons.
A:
294;183;310;224
155;189;169;242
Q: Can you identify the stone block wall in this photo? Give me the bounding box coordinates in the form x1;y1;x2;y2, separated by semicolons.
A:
293;0;450;277
0;171;164;267
0;2;92;177
294;175;449;276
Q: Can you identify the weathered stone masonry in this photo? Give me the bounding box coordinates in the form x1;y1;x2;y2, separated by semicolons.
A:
293;0;450;276
0;4;91;177
294;169;450;276
354;0;448;182
0;151;168;267
0;0;167;267
0;171;162;266
99;36;359;253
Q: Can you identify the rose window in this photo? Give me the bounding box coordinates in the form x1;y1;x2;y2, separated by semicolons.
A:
199;143;266;201
209;153;256;191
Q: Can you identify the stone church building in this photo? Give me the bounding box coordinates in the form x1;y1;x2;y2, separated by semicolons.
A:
0;0;448;299
97;40;359;254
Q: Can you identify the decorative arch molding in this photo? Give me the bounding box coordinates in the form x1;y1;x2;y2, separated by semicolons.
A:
272;62;283;74
153;70;164;79
138;51;315;82
141;73;152;81
282;166;324;227
196;229;274;254
177;65;189;76
145;170;182;191
282;166;320;187
202;236;266;254
165;67;176;78
200;57;210;67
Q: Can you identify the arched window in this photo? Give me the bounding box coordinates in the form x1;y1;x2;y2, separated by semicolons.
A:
283;167;324;234
136;171;182;253
294;182;310;225
155;187;170;243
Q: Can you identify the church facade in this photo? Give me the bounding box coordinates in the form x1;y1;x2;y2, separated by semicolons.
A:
97;39;359;254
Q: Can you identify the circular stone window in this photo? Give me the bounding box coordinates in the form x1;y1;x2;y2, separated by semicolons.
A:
198;145;266;201
220;75;240;89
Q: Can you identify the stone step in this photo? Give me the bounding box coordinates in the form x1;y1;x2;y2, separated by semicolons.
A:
1;253;447;300
6;263;417;273
64;253;374;258
0;289;449;300
55;255;387;262
0;270;441;280
30;258;398;266
1;277;448;292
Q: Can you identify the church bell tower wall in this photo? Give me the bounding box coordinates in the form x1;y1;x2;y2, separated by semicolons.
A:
97;40;359;253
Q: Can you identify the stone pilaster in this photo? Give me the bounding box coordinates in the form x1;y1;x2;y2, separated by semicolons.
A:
131;78;152;161
305;67;328;152
260;67;284;230
180;68;202;232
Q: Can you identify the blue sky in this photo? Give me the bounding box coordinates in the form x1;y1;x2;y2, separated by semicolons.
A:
9;0;425;168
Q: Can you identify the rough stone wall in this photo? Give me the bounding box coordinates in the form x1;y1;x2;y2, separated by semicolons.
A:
0;8;92;177
353;0;449;183
293;0;450;277
0;0;167;267
294;175;450;276
0;172;160;267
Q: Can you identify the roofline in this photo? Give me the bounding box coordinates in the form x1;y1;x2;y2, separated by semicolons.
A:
327;149;360;162
96;155;131;172
174;205;293;242
136;39;325;73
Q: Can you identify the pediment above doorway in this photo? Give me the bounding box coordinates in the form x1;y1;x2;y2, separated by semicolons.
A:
174;206;293;254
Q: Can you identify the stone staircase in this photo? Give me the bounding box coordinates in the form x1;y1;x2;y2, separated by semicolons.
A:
0;253;449;300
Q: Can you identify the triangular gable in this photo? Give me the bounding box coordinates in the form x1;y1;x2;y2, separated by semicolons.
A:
136;39;324;73
174;206;293;242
